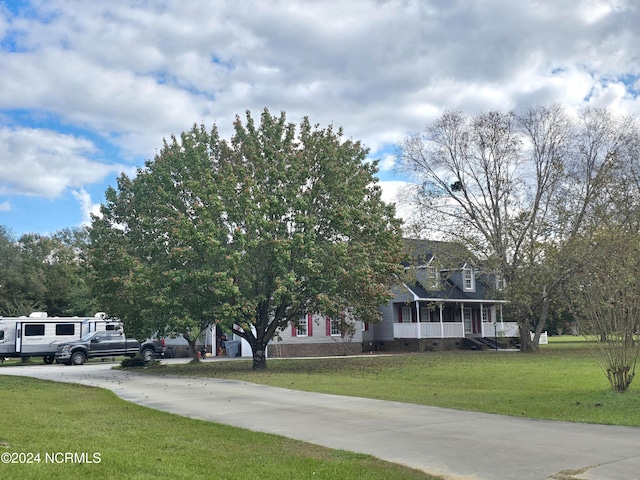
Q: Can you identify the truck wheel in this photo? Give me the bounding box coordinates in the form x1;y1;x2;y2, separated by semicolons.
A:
142;348;155;362
71;351;86;365
43;355;54;364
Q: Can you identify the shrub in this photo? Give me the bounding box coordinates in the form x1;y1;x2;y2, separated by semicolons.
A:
121;357;146;368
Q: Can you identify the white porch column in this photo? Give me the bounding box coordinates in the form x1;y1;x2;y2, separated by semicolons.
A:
439;302;444;338
480;302;484;337
460;302;465;335
416;302;422;339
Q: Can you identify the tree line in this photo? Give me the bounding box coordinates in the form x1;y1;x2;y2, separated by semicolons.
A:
0;226;98;317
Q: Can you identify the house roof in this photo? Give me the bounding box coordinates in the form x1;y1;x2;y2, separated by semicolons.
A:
402;238;478;268
398;238;505;304
404;272;501;302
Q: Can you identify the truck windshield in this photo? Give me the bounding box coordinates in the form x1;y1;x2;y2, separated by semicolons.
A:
80;331;99;342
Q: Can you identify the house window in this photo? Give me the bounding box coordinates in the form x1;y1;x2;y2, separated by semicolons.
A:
293;314;313;337
400;306;413;323
419;306;432;322
495;274;505;291
427;266;440;289
24;324;45;336
56;324;75;336
296;316;308;337
330;317;342;336
463;266;475;292
482;308;490;323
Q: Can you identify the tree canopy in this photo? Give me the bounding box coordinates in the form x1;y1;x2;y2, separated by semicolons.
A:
88;109;404;368
0;226;95;317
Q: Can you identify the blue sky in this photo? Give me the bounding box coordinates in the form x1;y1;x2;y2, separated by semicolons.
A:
1;0;639;237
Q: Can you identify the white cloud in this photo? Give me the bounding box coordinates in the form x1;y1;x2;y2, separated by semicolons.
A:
379;180;416;227
1;0;640;235
378;154;397;172
0;201;10;211
2;0;635;160
71;188;101;226
0;127;123;198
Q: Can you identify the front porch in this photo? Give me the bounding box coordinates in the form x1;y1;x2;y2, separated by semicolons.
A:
393;300;518;340
393;320;519;339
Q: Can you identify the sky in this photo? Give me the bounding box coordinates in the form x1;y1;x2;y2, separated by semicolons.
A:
0;0;639;237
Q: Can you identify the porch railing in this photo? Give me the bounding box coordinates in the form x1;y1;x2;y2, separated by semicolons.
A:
394;322;519;339
483;322;519;338
393;322;465;338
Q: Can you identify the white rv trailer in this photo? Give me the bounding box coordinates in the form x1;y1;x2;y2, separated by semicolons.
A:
0;312;121;364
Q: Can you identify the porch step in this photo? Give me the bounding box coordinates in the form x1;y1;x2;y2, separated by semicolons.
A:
465;337;506;350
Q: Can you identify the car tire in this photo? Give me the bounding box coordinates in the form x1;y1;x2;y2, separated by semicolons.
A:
141;348;155;362
43;355;54;364
71;351;86;365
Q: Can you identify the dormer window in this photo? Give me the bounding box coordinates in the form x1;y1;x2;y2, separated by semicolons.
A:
463;265;475;292
427;265;439;290
495;273;505;291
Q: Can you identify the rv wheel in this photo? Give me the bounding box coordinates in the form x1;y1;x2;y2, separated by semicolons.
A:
71;351;86;365
43;355;54;364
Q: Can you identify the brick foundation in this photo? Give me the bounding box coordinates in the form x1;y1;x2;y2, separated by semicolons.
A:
362;338;465;353
268;342;362;358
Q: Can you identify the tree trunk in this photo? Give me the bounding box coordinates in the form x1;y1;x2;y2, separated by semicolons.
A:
518;320;537;352
252;343;267;370
528;294;550;352
519;289;551;353
188;341;201;363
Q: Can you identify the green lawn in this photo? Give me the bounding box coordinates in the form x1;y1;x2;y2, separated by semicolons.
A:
142;338;640;427
0;376;437;480
2;337;638;479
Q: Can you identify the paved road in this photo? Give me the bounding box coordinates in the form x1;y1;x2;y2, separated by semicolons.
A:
2;360;640;480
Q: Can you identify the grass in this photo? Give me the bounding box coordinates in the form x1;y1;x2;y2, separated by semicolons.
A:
139;337;640;427
2;336;638;479
0;376;438;480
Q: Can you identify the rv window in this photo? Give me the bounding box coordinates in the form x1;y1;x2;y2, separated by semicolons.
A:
106;324;117;331
0;330;4;340
24;324;45;336
56;324;75;336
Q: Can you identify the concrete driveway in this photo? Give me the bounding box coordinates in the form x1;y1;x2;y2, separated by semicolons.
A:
2;360;640;480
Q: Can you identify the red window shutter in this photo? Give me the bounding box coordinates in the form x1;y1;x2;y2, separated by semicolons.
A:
291;322;297;337
364;322;369;331
307;313;313;337
326;316;331;335
398;307;403;323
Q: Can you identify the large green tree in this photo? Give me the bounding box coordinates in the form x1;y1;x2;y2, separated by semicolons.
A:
89;109;404;368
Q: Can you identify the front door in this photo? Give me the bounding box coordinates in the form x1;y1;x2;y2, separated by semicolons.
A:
472;309;482;334
463;308;472;334
15;323;22;353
